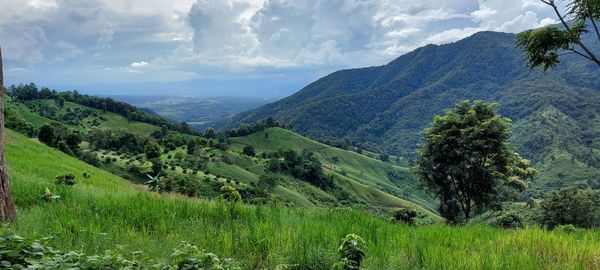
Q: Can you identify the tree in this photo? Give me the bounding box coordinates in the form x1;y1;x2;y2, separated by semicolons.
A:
0;45;16;221
160;124;169;138
538;187;600;228
517;0;600;70
37;124;56;146
242;145;256;157
204;128;216;139
150;158;163;176
144;142;161;159
186;140;197;155
65;133;82;153
379;153;390;162
416;101;536;223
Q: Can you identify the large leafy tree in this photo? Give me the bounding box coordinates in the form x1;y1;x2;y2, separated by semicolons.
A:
0;45;16;221
416;101;536;223
517;0;600;70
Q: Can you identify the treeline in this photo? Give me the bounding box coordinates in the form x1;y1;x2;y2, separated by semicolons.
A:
224;117;284;137
6;83;198;135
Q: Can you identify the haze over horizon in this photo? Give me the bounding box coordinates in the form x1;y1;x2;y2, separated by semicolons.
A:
2;0;561;96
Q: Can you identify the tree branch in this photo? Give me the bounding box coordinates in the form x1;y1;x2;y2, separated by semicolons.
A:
590;17;600;43
544;0;600;67
567;48;595;61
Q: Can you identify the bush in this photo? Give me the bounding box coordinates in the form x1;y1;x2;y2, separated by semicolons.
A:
79;151;100;166
492;211;524;229
221;155;235;165
242;146;255;157
54;173;76;186
159;242;239;269
220;185;242;203
390;208;418;225
82;171;91;179
37;124;56;146
258;173;283;189
332;234;366;270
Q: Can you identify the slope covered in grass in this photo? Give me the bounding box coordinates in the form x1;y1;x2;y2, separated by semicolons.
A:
231;128;436;213
3;129;600;269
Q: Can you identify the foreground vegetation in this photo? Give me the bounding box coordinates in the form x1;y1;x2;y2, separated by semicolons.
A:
2;130;600;269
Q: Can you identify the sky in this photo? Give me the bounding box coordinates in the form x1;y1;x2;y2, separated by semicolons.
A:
0;0;560;96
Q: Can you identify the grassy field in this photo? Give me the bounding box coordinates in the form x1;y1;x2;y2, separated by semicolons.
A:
4;129;600;269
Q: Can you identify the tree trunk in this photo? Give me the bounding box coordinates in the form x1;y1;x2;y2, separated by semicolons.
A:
0;45;16;222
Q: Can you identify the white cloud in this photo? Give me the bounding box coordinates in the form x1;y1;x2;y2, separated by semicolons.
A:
96;23;114;49
130;61;149;67
0;0;568;87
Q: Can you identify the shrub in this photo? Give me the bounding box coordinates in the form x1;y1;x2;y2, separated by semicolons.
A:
220;185;242;203
242;146;255;157
492;211;524;229
54;173;76;186
160;242;239;269
390;208;418;225
79;151;100;166
37;124;56;146
57;140;75;156
332;234;366;270
0;233;237;269
144;142;161;159
82;171;91;179
221;155;235;165
258;173;281;189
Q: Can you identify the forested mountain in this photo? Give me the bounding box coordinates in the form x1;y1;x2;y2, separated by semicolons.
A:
225;31;600;196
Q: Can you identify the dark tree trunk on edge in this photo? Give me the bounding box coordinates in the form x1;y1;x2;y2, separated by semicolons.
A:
0;45;16;222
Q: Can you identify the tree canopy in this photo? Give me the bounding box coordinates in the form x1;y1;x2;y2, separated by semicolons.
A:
416;101;536;223
517;0;600;70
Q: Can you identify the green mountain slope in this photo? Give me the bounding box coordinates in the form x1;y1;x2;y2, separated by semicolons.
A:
225;31;600;196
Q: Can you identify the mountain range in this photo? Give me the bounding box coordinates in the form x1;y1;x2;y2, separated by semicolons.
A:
225;31;600;197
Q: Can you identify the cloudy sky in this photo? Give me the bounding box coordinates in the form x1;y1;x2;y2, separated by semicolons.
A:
0;0;559;96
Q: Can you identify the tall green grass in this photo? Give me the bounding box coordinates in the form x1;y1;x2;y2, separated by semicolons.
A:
4;130;600;269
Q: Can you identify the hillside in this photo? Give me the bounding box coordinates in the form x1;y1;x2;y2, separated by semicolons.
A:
225;31;600;196
3;90;438;217
4;129;600;269
230;128;436;212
